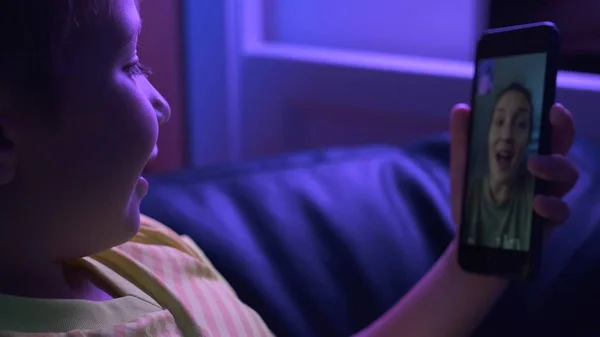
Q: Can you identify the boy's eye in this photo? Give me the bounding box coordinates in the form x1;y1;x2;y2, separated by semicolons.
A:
124;62;152;78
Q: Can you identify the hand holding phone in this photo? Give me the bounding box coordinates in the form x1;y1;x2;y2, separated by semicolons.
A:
456;22;578;279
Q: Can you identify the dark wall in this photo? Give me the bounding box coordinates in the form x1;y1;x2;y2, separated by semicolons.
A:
488;0;600;74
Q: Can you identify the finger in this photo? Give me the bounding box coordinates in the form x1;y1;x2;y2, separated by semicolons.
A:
550;103;575;156
450;103;470;224
533;195;570;225
527;154;579;197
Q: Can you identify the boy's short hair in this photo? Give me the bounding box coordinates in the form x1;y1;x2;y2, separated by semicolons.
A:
0;0;112;111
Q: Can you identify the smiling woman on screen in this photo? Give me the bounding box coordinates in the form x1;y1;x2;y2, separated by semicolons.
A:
464;82;535;251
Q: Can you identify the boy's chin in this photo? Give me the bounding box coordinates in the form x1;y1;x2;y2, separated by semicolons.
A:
123;201;143;236
89;218;140;255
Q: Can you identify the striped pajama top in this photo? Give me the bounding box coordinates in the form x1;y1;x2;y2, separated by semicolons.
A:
0;215;274;337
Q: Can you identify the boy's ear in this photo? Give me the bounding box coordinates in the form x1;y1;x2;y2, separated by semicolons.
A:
0;124;16;185
0;98;19;185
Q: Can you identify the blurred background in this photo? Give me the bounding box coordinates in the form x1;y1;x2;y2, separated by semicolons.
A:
140;0;600;172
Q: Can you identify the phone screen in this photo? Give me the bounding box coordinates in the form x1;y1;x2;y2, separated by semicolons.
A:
462;53;547;252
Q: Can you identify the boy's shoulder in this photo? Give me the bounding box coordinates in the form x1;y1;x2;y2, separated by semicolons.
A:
85;215;273;336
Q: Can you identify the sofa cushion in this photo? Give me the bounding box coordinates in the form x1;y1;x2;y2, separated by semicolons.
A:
141;135;600;337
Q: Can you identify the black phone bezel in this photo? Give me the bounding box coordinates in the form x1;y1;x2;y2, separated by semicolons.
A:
458;22;559;279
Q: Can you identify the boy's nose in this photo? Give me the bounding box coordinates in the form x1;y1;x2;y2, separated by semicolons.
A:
154;93;171;126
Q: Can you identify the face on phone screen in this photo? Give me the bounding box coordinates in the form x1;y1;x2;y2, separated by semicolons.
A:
462;53;547;252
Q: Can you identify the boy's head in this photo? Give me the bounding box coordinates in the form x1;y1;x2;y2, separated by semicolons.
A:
0;0;170;264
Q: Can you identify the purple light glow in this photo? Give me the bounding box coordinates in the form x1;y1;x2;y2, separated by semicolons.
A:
260;0;481;61
244;42;600;93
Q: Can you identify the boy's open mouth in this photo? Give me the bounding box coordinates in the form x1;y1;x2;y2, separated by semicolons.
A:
495;149;514;171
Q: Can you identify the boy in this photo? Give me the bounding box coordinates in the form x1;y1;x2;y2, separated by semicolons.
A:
0;0;579;336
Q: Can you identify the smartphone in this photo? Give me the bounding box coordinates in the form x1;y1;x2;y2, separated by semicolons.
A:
458;22;559;279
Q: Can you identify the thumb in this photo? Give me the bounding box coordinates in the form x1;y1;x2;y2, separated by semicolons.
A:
450;104;471;226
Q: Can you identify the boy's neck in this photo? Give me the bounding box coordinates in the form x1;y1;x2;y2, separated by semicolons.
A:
0;261;113;301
